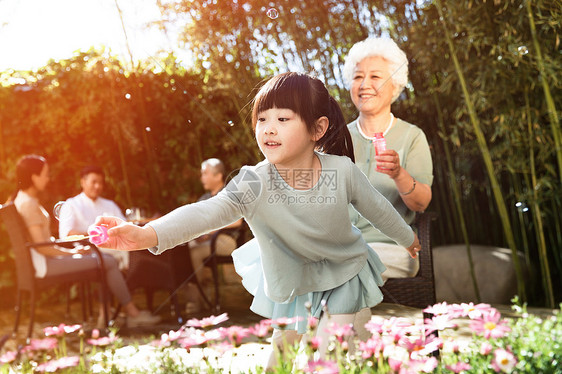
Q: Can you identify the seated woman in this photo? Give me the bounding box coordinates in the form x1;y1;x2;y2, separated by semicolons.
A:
342;37;433;339
342;36;433;281
8;155;160;328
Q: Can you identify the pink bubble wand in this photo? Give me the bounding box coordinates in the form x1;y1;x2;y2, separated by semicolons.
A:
87;225;109;246
57;225;110;244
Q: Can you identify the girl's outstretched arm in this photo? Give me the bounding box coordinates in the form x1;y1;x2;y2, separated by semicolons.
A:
94;216;158;251
348;159;418;251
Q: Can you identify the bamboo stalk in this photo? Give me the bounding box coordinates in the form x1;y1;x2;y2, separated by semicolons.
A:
525;90;555;308
433;92;481;302
435;0;526;300
525;0;562;184
512;172;533;276
550;199;562;274
429;133;458;243
439;147;461;242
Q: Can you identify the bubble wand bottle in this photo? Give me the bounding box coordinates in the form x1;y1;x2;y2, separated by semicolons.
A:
373;132;386;171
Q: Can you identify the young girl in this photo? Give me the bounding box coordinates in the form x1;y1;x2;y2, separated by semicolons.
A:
95;72;420;367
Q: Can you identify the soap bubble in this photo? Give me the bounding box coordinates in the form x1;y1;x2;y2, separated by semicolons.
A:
53;201;65;220
517;45;528;56
266;8;279;19
515;201;529;213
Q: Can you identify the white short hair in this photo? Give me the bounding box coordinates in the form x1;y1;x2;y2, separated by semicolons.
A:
201;158;225;175
342;37;409;103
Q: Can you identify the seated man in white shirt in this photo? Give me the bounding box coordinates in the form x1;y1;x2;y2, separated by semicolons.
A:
59;165;129;270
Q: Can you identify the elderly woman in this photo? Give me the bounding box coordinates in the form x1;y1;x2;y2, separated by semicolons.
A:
342;37;433;282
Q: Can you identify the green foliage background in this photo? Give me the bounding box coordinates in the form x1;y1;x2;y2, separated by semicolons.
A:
0;0;560;307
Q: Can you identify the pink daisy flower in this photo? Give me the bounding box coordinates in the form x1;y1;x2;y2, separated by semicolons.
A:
23;338;58;352
480;341;493;355
87;335;118;346
43;323;81;337
359;337;384;359
410;356;439;373
185;313;229;329
155;329;183;347
217;325;251;346
424;314;457;335
399;356;439;373
178;328;218;349
0;351;17;364
388;357;402;372
470;309;511;339
400;334;442;358
491;348;517;372
325;322;354;343
179;333;212;349
211;340;234;354
35;356;80;372
364;316;386;335
303;359;339;374
308;316;319;329
387;328;407;345
443;338;461;354
450;302;493;319
248;320;272;340
446;361;471;373
423;302;451;316
308;336;322;350
365;316;411;335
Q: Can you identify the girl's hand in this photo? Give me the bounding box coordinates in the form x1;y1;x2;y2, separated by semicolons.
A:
405;233;421;259
375;149;401;179
93;216;158;251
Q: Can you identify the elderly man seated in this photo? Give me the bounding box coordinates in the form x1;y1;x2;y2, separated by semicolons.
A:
186;158;243;312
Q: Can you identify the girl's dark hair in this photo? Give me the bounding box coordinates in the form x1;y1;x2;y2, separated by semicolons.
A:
252;72;354;162
7;155;47;203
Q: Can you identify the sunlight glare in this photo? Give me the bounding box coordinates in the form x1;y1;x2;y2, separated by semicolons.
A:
0;0;181;72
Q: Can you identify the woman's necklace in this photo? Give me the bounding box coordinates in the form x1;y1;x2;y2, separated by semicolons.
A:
359;113;394;139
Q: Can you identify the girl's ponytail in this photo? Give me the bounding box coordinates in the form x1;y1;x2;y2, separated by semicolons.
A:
316;96;355;163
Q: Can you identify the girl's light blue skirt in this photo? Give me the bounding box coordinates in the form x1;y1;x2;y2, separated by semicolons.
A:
232;238;386;334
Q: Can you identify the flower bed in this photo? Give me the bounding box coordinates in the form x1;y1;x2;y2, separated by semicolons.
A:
1;300;560;373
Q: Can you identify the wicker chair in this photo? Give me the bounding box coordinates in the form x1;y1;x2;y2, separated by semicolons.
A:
204;223;249;312
0;203;109;340
380;211;438;318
